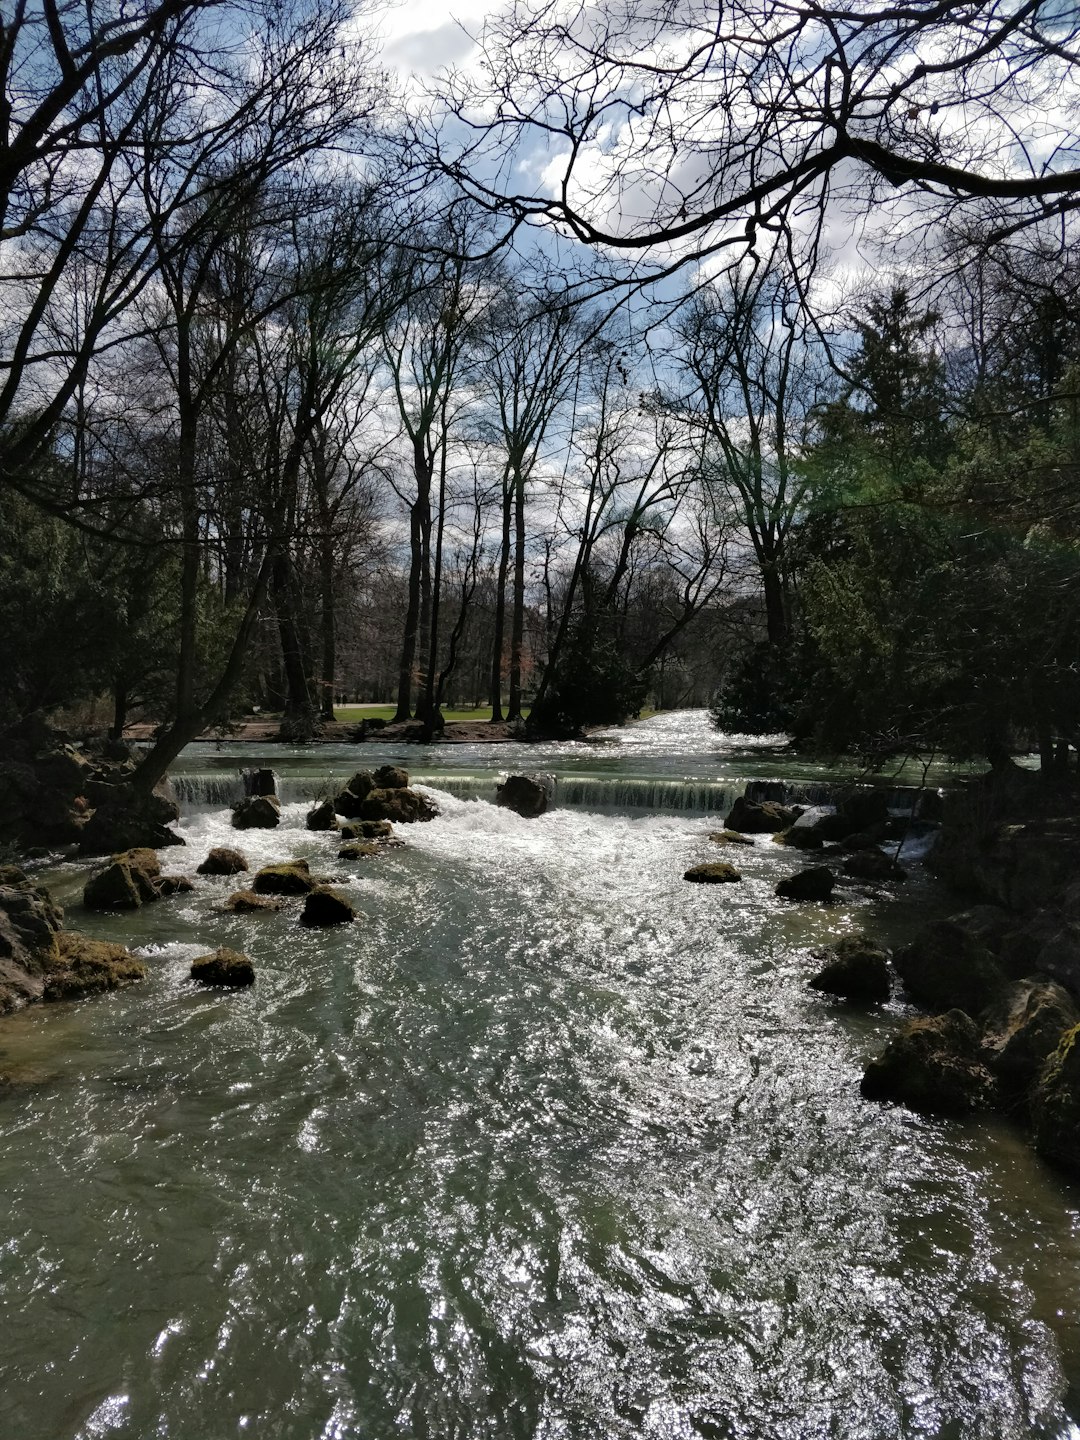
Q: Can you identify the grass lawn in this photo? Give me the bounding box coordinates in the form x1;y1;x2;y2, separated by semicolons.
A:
334;705;531;724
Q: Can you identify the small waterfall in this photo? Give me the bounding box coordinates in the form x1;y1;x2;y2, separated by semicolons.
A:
173;772;333;810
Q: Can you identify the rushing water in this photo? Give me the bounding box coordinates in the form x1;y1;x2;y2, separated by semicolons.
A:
2;712;1079;1439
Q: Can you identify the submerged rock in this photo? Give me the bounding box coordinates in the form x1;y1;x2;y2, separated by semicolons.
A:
155;875;195;897
893;910;1008;1015
708;830;754;847
725;796;799;834
684;862;742;884
300;887;356;927
231;794;281;830
809;936;891;1003
197;847;249;877
861;1010;995;1115
305;801;339;832
776;867;835;902
252;860;315;896
224;889;284;913
496;774;551;818
338;841;381;860
45;933;147;1000
190;947;255;987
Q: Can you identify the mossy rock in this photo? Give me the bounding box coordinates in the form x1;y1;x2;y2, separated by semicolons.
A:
252;860;314;896
83;849;162;910
305;801;339;832
197;847;249;876
300;887;356;927
1032;1025;1080;1171
191;946;255;987
725;796;799;834
333;771;377;818
861;1010;995;1115
156;875;195;897
225;889;285;913
231;794;281;830
982;978;1079;1101
43;932;147;1000
338;841;381;860
358;788;437;824
373;765;409;790
684;862;742;884
340;819;394;841
708;830;754;847
776;867;835;902
810;935;891;1003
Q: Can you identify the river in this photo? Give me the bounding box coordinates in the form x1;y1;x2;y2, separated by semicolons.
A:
2;711;1079;1438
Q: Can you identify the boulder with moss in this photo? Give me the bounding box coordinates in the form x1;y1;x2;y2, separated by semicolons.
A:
358;787;437;824
191;947;255;987
252;860;315;896
231;794;281;830
861;1010;995;1115
809;936;891;1003
338;841;381;860
224;889;285;913
776;867;835;902
340;819;394;842
44;933;146;1000
725;796;800;834
684;862;742;884
893;909;1009;1015
333;771;376;818
83;848;163;910
300;887;356;927
1031;1024;1080;1172
0;867;64;1012
197;847;249;877
982;979;1080;1103
708;830;754;848
305;801;339;832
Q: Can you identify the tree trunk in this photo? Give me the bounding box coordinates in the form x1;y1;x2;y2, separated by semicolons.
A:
507;464;526;721
489;476;512;721
394;499;423;722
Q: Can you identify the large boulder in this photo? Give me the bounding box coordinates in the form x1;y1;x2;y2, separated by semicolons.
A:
359;787;437;824
725;796;800;834
496;774;551;818
775;825;824;851
232;794;281;830
861;1010;995;1115
252;860;314;896
83;848;162;910
44;933;146;1000
809;936;891;1003
191;947;255;987
684;862;742;884
300;887;356;927
840;849;908;883
0;868;64;1012
333;771;376;818
981;978;1080;1101
79;783;184;855
305;801;339;832
197;847;248;877
776;867;835;902
893;909;1009;1014
1031;1025;1080;1172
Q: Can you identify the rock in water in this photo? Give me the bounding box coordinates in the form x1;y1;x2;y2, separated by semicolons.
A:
776;867;835;902
83;849;162;910
232;794;281;830
496;774;551;818
982;979;1079;1100
340;820;394;841
300;887;356;927
333;771;376;818
45;933;147;999
252;861;314;896
684;863;742;884
841;849;907;882
0;868;65;1012
809;936;891;1002
359;788;437;824
725;796;800;834
224;890;284;913
861;1010;995;1115
373;765;409;790
305;801;338;832
708;830;754;847
338;841;381;860
1032;1025;1080;1172
242;768;277;797
79;783;184;855
197;847;249;876
893;911;1007;1014
191;947;255;987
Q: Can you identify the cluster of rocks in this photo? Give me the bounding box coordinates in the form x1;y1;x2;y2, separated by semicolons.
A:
0;715;183;855
682;788;917;899
230;764;439;832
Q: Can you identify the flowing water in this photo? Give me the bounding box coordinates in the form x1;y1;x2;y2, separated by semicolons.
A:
2;712;1079;1439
